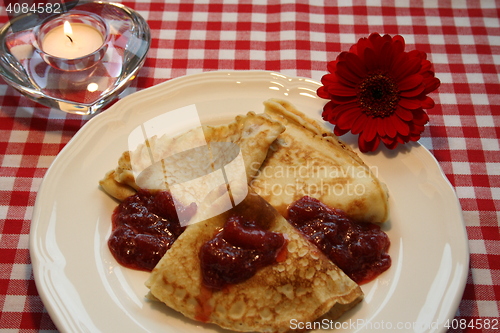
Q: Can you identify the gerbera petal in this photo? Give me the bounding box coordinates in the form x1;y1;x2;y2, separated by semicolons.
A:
411;123;425;134
423;77;441;94
351;113;369;134
360;118;378;142
326;82;358;97
409;132;422;141
398;74;423;91
376;117;387;136
320;73;338;86
336;61;363;85
420;96;435;109
384;138;400;150
334;126;350;136
326;60;339;73
362;47;378;72
336;104;363;129
398;97;422;110
321;101;338;122
322;101;358;123
379;40;395;71
392;35;405;54
383;117;397;138
329;94;358;104
395;106;414;121
412;108;430;126
354;36;370;60
390;114;410;136
399;84;425;98
393;56;422;81
344;52;368;78
396;134;408;144
380;135;399;149
317;86;330;99
359;135;381;153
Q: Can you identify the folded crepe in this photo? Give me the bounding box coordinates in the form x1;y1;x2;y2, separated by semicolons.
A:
100;111;286;204
145;189;363;332
251;99;389;223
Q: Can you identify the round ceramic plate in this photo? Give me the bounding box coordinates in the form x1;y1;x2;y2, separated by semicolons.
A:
30;70;469;332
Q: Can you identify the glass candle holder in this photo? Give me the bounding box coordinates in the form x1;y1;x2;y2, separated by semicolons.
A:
0;0;150;115
33;11;110;71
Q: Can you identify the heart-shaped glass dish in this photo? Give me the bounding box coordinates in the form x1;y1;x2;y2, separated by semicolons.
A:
0;1;150;115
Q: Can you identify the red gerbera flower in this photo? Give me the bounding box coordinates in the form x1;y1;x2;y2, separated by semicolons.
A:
317;33;440;152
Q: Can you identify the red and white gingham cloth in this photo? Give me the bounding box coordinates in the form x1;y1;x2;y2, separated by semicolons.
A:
1;0;498;332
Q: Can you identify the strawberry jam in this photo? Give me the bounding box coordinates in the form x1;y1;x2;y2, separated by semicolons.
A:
199;214;286;290
287;196;391;284
108;190;196;271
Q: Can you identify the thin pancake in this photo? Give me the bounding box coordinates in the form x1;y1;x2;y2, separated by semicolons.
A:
251;99;389;223
145;189;363;332
100;111;285;202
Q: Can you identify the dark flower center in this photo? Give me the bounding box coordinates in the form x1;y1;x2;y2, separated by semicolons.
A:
357;72;399;118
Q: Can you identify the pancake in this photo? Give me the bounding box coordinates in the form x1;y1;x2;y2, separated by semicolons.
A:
100;111;285;203
145;189;363;332
251;99;389;223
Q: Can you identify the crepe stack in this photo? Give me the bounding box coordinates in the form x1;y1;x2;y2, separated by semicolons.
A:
99;99;392;332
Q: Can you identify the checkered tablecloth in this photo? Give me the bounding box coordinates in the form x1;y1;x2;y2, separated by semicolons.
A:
0;0;498;332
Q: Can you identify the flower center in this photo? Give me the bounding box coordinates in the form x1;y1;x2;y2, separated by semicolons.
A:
357;72;399;118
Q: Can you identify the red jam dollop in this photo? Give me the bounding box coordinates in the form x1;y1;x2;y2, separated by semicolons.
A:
108;190;196;271
287;196;391;284
199;214;286;290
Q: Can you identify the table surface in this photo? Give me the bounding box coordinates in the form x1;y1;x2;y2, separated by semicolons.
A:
1;0;499;332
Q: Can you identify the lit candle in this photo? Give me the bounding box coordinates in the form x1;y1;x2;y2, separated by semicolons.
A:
34;11;110;71
41;21;105;59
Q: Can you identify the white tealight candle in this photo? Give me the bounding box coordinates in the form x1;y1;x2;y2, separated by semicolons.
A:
42;21;104;59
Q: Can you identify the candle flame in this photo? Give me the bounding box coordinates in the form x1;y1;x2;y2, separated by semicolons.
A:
63;21;73;36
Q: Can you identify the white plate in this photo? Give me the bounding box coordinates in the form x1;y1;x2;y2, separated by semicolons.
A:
30;70;469;333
